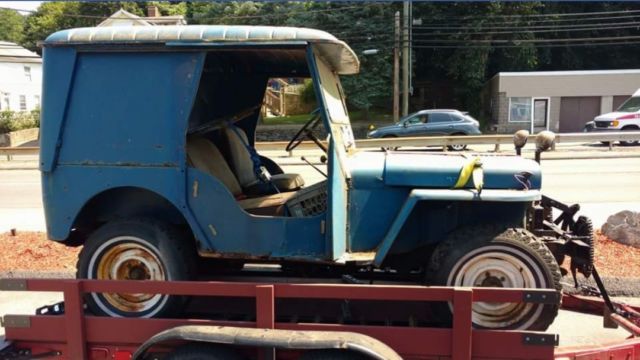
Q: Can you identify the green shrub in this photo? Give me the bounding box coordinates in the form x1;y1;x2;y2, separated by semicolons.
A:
300;79;316;105
0;109;40;134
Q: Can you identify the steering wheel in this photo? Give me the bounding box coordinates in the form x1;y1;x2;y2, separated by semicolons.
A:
285;109;327;153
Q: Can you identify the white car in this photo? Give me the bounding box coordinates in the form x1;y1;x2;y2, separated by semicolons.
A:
585;89;640;146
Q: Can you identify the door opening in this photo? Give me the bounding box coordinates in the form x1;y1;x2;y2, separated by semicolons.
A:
532;98;550;133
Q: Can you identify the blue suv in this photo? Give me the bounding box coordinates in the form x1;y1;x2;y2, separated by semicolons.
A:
367;109;482;150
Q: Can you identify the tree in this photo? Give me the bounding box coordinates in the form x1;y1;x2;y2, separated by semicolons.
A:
20;2;173;52
412;2;541;117
0;9;25;43
187;2;396;118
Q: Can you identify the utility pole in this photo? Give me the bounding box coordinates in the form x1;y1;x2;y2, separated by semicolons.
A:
393;11;400;122
402;1;410;116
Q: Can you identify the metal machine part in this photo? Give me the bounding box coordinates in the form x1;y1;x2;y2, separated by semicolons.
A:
286;181;328;217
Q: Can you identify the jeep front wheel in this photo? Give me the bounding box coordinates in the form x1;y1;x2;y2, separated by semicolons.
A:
76;219;195;318
429;226;561;331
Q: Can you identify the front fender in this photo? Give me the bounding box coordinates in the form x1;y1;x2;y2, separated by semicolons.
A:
373;188;541;266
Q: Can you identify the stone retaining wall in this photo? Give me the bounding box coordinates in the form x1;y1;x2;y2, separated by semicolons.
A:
0;128;39;147
255;122;383;142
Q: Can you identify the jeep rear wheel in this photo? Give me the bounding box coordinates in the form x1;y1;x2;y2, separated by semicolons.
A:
77;219;195;318
428;226;561;331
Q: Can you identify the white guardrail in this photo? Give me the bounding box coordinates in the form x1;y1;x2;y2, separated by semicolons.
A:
1;131;639;160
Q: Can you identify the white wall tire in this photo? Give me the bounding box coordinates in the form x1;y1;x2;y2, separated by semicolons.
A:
76;219;195;318
429;226;561;330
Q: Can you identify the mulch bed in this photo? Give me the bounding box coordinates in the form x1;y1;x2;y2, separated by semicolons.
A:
0;231;80;273
590;231;640;278
1;230;639;278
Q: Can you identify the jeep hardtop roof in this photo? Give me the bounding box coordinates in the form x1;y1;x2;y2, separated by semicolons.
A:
44;25;359;74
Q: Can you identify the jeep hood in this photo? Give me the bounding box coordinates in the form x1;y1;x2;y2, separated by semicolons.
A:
349;151;541;190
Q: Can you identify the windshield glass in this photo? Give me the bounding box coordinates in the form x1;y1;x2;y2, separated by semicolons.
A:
618;97;640;112
398;112;419;124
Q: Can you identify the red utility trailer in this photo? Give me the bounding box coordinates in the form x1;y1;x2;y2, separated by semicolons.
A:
1;278;639;359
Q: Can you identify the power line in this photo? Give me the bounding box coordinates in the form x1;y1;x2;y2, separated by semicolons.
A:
343;23;640;40
411;24;640;37
411;34;640;44
415;13;640;27
346;39;640;49
431;8;640;20
413;20;640;31
412;40;640;49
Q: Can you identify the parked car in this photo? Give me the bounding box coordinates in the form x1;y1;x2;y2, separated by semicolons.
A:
584;88;640;146
367;109;482;150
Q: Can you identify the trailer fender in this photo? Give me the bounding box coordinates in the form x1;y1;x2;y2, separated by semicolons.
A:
373;188;541;266
132;325;402;360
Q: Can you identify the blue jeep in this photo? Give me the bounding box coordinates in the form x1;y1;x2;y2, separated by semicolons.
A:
40;25;593;330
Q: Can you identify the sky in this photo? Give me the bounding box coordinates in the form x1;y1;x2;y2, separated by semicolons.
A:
0;1;42;14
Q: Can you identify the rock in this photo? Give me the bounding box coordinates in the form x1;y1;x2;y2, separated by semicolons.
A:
602;210;640;248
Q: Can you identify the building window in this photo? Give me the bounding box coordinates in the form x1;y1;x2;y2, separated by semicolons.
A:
19;95;27;111
24;66;32;81
509;97;532;122
0;93;9;110
34;95;40;108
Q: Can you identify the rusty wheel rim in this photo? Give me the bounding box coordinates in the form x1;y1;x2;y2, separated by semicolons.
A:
447;245;545;329
88;236;168;317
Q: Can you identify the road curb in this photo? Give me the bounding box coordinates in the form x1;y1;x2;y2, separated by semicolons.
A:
562;274;640;297
0;270;74;279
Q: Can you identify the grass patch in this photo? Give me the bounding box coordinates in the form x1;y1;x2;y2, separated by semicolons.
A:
261;113;311;125
262;110;393;125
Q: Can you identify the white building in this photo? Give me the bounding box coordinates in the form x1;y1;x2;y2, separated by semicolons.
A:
98;6;186;27
0;42;42;112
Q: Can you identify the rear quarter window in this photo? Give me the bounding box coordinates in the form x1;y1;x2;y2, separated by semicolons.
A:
428;113;452;123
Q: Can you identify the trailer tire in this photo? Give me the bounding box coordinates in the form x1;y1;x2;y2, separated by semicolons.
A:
299;349;369;360
428;226;561;331
76;218;195;318
165;343;243;360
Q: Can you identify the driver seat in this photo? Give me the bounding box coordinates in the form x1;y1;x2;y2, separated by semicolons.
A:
221;126;304;193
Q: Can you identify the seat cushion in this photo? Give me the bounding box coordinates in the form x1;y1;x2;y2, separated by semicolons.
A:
271;173;305;192
186;137;243;197
221;127;259;188
238;191;298;216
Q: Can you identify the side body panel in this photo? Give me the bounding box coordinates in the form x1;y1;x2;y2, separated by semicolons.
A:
42;167;198;239
40;47;78;172
42;50;205;240
187;169;326;259
42;45;328;261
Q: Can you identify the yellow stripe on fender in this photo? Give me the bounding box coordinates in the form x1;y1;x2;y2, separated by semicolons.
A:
453;157;484;192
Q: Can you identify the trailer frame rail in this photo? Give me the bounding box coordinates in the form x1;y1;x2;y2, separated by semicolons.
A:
1;278;639;359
